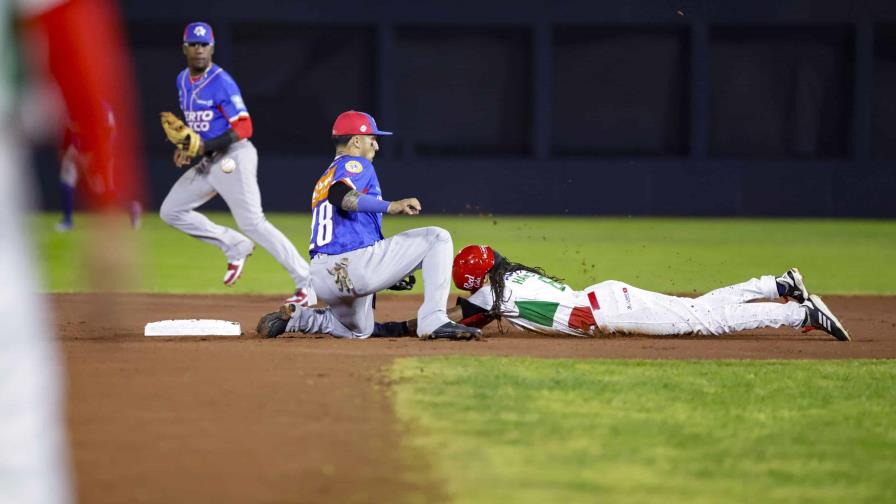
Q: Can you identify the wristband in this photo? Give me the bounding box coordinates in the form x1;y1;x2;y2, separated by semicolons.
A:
356;193;391;213
203;129;238;154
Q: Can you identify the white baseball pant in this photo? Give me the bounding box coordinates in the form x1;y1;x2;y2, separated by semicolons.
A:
588;275;805;336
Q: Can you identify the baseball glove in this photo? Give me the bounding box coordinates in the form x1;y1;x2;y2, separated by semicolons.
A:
388;274;416;291
160;111;202;158
256;309;289;338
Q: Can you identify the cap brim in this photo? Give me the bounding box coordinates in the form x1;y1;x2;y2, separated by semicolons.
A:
373;130;393;136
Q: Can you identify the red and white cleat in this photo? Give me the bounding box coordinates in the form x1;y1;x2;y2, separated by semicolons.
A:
285;287;317;307
223;255;249;287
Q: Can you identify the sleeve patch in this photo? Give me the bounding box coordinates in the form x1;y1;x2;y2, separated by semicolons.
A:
345;160;364;174
231;95;246;111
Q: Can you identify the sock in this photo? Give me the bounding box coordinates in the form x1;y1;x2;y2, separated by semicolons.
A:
776;280;787;297
60;182;74;224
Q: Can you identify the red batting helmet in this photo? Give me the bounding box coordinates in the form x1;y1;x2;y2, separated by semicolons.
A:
452;245;495;292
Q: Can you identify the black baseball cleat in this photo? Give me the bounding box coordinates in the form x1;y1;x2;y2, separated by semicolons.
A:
420;321;483;341
777;267;809;303
256;303;294;338
801;294;850;341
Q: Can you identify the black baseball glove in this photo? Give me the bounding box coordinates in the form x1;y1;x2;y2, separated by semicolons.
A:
388;274;416;291
256;309;289;338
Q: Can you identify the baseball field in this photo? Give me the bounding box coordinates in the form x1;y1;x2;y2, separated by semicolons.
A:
38;213;896;503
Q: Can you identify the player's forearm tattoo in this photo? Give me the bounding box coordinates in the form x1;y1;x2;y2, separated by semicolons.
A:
340;190;362;211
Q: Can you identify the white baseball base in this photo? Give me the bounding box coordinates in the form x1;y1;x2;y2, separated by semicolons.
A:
144;319;241;337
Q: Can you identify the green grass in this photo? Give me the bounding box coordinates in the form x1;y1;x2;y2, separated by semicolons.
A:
32;213;896;294
391;357;896;503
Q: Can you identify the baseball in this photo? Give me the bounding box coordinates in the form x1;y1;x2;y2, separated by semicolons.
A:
220;158;236;174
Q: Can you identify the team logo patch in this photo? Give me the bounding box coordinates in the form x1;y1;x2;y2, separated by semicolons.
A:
622;287;632;310
231;95;246;110
359;125;368;132
194;26;207;37
345;160;364;174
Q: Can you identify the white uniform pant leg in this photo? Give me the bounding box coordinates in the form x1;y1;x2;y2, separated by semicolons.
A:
695;275;780;306
210;143;311;289
0;134;73;503
159;163;254;261
357;227;453;336
590;281;805;336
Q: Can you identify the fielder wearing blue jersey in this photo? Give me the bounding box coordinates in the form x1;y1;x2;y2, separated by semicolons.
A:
255;111;481;340
308;154;384;256
159;21;315;306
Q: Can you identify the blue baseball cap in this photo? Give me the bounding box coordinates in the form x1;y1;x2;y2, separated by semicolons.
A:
183;22;215;45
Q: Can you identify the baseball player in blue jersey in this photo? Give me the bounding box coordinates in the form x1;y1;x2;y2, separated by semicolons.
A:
256;110;481;340
159;22;315;305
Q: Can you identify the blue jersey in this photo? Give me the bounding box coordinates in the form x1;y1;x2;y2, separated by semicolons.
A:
176;64;249;140
309;156;384;257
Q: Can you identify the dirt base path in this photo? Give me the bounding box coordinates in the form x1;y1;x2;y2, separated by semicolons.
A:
54;293;896;503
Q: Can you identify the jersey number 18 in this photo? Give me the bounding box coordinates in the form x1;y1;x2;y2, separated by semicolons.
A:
311;201;334;248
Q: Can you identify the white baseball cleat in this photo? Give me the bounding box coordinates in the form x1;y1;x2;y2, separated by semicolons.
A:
285;287;317;307
801;294;850;341
223;255;249;287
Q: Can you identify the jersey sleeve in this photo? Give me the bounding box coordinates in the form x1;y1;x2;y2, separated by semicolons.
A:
467;287;495;311
457;296;488;319
216;73;250;121
331;158;375;191
176;72;184;111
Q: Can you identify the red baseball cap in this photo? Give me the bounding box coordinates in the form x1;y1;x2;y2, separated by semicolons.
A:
331;110;392;136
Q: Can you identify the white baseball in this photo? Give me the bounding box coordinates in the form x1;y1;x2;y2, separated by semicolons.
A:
220;158;236;174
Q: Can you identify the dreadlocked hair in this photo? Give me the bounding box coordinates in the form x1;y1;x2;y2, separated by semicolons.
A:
486;251;564;325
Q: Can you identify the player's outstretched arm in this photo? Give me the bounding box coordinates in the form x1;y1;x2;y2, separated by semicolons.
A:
371;303;495;337
371;306;460;337
387;198;421;215
328;181;421;215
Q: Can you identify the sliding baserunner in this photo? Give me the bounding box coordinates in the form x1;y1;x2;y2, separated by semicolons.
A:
363;245;850;341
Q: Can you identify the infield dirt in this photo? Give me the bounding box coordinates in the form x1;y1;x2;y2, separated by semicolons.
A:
54;293;896;503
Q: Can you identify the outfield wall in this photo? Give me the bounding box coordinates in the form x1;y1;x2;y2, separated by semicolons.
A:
32;0;896;217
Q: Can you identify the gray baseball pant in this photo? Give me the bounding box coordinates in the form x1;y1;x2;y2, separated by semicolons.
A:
286;226;454;338
159;140;310;289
